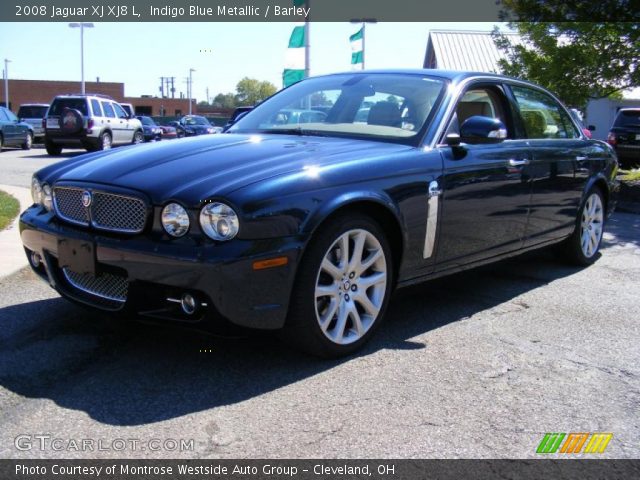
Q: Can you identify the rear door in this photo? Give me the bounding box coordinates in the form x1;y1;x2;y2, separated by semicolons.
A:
435;82;532;269
507;84;589;246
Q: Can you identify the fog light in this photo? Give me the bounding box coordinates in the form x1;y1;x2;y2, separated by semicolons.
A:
181;293;198;315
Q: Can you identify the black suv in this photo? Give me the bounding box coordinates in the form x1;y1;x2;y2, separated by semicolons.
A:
44;94;144;155
608;108;640;168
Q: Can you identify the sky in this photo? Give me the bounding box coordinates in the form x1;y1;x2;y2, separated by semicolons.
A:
0;22;505;102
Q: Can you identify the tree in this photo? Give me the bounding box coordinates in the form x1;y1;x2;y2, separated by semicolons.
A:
235;77;278;106
493;4;639;108
213;93;238;109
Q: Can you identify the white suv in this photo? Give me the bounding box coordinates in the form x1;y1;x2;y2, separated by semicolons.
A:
44;94;144;155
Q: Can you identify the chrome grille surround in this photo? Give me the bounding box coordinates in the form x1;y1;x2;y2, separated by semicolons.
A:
53;186;147;234
63;268;128;303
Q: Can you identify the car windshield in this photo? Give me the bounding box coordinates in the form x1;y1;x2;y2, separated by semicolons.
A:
139;117;156;126
614;110;640;128
229;73;446;144
18;106;48;118
184;116;210;126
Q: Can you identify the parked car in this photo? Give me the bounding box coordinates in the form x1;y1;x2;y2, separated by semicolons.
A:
179;115;218;135
267;108;328;125
21;70;619;357
17;103;49;143
119;103;135;117
0;106;34;151
43;94;144;155
159;124;178;139
166;121;186;138
607;108;640;168
223;106;254;132
136;116;162;142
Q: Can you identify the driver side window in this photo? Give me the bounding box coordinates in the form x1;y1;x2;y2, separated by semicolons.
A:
445;86;508;140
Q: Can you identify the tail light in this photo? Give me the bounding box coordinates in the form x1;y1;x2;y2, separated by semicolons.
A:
607;132;617;146
87;118;94;130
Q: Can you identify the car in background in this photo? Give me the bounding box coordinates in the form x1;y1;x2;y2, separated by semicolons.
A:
17;103;49;143
159;124;178;139
0;106;34;151
119;103;135;118
136;116;163;142
179;115;219;136
268;108;328;126
569;108;593;139
222;106;254;132
43;94;144;155
22;70;618;357
165;121;186;138
607;108;640;168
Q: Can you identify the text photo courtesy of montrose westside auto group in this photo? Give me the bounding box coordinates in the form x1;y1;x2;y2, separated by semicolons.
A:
0;0;639;478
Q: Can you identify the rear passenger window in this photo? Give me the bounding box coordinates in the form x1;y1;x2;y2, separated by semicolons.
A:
511;86;579;139
102;102;115;118
90;99;102;117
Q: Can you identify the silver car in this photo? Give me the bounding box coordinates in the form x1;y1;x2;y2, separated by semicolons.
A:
17;104;49;143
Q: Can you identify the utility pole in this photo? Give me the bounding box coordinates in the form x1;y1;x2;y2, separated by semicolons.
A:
188;68;195;115
68;23;94;94
170;77;175;98
159;76;165;97
3;59;10;109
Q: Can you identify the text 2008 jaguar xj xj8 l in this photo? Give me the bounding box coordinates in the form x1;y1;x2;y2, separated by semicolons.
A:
21;70;619;357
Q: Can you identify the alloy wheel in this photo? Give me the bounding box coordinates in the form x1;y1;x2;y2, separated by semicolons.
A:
314;229;387;345
580;193;603;258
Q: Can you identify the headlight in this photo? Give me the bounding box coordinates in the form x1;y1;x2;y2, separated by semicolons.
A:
42;184;53;211
161;203;190;237
200;203;239;241
31;177;42;205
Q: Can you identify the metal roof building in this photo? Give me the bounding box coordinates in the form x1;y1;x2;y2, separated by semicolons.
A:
423;30;521;72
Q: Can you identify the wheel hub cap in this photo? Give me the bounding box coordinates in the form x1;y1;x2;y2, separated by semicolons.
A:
580;193;603;258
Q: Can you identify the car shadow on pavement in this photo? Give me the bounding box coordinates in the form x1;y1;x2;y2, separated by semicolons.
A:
0;248;588;427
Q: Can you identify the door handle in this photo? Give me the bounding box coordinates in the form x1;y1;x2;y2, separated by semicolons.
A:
508;159;530;167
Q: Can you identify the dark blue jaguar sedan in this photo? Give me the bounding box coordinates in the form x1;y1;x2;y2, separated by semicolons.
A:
20;70;619;357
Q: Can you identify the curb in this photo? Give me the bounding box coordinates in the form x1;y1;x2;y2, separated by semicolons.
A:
0;184;32;279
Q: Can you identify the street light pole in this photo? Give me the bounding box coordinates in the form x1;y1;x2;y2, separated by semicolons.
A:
68;23;94;94
188;68;195;115
3;59;10;109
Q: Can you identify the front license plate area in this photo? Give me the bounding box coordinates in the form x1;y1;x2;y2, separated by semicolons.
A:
58;238;96;275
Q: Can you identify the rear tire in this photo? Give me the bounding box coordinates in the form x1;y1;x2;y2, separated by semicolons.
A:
97;132;112;151
45;140;62;156
560;187;605;266
281;214;393;358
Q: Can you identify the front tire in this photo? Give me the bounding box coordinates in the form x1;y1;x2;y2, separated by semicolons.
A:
132;130;144;144
561;187;605;266
282;214;393;358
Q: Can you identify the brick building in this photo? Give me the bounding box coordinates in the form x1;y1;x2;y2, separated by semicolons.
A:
1;79;193;117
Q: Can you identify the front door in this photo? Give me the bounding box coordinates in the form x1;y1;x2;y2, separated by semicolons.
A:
435;84;532;270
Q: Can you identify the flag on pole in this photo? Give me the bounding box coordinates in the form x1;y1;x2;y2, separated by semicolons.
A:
283;25;306;87
350;27;364;69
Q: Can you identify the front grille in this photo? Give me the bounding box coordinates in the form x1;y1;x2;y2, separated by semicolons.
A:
92;192;147;232
53;187;90;226
63;268;128;303
53;186;147;233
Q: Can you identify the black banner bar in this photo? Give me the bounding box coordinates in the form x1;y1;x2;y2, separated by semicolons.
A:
1;459;639;480
2;0;639;22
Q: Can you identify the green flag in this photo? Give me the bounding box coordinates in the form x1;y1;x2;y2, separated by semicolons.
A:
350;27;363;69
283;25;306;87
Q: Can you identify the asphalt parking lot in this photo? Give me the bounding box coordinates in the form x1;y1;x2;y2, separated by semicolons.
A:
0;146;638;459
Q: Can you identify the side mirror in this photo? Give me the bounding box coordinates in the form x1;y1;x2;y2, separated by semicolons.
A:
588;125;596;131
460;116;507;144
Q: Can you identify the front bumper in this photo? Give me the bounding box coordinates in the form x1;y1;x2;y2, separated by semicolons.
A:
20;206;303;330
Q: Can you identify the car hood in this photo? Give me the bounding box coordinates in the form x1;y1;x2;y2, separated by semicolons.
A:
41;133;413;205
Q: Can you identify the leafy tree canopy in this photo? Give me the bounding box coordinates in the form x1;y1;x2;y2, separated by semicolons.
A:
235;77;278;107
494;3;639;108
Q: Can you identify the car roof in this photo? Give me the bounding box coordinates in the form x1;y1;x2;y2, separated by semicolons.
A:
618;108;640;112
314;68;528;85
